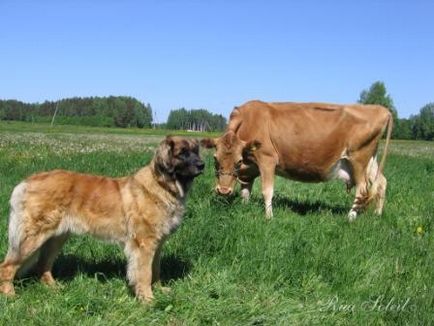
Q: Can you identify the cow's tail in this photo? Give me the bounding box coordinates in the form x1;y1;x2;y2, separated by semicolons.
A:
367;112;393;211
377;112;393;179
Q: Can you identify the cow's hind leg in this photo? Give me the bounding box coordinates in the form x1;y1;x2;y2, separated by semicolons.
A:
366;157;387;215
36;234;69;286
347;158;371;222
373;173;387;215
348;182;369;222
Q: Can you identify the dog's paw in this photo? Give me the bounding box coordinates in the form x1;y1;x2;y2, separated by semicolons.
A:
137;293;154;304
0;282;16;297
157;285;172;294
135;286;154;303
40;272;58;286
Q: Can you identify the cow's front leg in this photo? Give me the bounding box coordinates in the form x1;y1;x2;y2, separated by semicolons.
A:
259;163;276;219
124;237;158;302
240;179;254;203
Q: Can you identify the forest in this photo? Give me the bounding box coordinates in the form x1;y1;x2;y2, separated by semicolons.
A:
165;108;227;132
0;96;227;132
0;96;153;128
0;84;433;139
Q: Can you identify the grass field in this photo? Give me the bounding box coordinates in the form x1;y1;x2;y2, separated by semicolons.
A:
0;121;433;325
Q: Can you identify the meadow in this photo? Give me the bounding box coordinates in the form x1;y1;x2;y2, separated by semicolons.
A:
0;121;433;325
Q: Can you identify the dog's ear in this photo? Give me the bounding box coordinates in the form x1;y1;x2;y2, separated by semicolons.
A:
200;138;216;149
190;138;200;153
165;135;175;151
155;136;175;174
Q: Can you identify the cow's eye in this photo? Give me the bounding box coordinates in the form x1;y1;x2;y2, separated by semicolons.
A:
235;159;242;167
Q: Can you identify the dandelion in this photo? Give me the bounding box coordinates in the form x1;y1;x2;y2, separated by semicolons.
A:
416;226;424;236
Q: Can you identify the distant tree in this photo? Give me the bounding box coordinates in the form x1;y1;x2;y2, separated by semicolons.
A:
358;81;400;137
166;108;227;131
394;118;413;140
359;81;397;116
412;103;434;140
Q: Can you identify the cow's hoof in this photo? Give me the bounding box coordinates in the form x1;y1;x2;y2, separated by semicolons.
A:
374;208;383;216
348;211;357;222
265;213;273;220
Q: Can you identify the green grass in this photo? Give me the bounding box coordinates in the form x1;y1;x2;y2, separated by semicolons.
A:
0;123;433;325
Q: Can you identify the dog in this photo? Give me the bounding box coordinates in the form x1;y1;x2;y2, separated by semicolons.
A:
0;136;204;302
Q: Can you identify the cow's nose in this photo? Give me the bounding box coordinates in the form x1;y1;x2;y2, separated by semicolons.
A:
216;185;233;196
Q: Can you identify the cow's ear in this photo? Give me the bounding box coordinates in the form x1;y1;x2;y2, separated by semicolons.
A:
200;138;216;149
243;140;261;157
222;131;237;148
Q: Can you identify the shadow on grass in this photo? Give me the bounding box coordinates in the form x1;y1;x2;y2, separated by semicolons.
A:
251;196;348;216
18;253;191;287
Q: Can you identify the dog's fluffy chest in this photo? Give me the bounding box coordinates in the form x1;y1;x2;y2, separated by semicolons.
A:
161;205;185;235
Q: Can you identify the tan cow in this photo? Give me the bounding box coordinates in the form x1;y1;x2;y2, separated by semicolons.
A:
202;100;393;221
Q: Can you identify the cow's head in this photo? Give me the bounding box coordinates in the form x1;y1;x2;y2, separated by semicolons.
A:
201;131;261;196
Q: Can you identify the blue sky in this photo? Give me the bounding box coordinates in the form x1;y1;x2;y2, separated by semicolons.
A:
1;0;433;121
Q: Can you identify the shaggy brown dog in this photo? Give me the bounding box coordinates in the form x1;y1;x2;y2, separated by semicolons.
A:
0;136;204;302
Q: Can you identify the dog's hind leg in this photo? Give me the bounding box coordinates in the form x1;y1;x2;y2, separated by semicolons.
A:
36;234;69;286
1;181;58;296
0;256;21;296
0;231;55;296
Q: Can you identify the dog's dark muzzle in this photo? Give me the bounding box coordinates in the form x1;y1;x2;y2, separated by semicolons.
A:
196;160;205;171
190;159;205;176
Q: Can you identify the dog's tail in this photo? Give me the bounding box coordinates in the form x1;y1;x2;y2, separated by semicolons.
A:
7;182;27;258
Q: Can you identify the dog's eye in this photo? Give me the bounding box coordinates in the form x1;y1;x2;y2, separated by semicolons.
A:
178;149;189;158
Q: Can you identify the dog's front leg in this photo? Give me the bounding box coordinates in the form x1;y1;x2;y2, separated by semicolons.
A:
151;243;162;284
151;242;171;294
124;237;158;302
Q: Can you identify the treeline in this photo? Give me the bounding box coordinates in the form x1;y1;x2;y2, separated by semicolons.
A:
394;104;434;140
0;97;228;131
0;97;153;128
1;88;432;139
358;82;434;141
166;108;227;132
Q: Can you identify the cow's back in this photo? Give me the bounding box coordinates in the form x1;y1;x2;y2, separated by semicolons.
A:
232;100;390;181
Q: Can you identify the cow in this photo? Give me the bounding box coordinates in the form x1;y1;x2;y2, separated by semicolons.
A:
201;100;393;221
